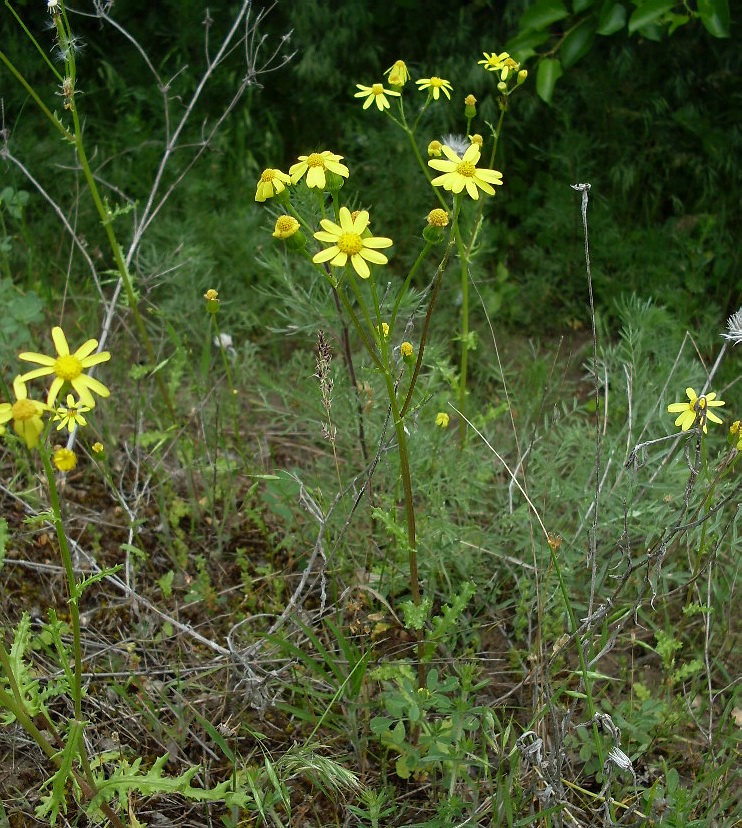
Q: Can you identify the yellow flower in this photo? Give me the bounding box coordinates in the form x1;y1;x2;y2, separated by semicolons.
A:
377;322;390;340
427;140;443;157
667;387;725;433
19;326;111;409
478;51;520;81
469;133;483;147
53;394;91;433
53;447;77;472
429;144;503;200
518;69;528;84
435;412;450;428
203;289;219;301
290;151;349;190
0;376;46;449
464;94;477;106
427;208;449;227
384;59;410;87
354;82;401;111
416;76;453;101
92;441;104;454
313;206;393;279
272;215;300;239
400;341;414;357
255;168;292;202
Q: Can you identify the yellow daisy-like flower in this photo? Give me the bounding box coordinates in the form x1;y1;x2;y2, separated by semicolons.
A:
53;447;77;472
435;412;450;428
416;76;453;101
19;326;111;409
354;82;401;111
400;341;414;357
313;206;393;280
53;394;91;433
429;144;503;200
272;215;300;239
0;376;47;449
290;151;350;190
255;168;292;202
667;387;725;433
384;60;410;87
478;51;520;81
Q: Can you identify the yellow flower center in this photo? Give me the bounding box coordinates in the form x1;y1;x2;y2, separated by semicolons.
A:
427;208;449;227
260;169;276;182
430;77;444;87
457;161;477;178
276;216;296;233
54;354;83;380
372;84;384;95
306;153;325;168
12;399;37;421
337;232;364;256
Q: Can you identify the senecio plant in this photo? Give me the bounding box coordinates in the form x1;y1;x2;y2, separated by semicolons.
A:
255;54;527;682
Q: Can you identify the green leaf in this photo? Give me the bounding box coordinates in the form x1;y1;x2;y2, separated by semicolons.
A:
597;1;626;35
536;58;563;104
505;28;551;62
572;0;596;11
698;0;730;37
560;18;596;68
627;0;674;33
519;0;569;32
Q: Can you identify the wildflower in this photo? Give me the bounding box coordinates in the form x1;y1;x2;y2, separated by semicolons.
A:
313;206;393;279
0;376;46;449
427;208;449;228
384;60;410;87
47;0;61;15
92;441;104;455
427;140;443;157
721;308;742;345
518;69;528;84
667;387;725;433
272;215;300;239
377;322;390;340
19;326;111;409
429;144;503;200
478;51;520;81
53;447;77;472
354;82;401;111
400;341;415;365
416;76;453;101
255;168;291;202
469;133;483;147
203;289;219;301
290;151;349;190
464;94;477;118
53;394;91;433
435;412;450;428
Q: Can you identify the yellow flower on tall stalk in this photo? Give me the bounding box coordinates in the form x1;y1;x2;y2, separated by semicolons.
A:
255;168;291;202
429;144;503;200
667;387;725;433
313;206;393;279
416;76;453;101
384;59;410;87
0;376;47;449
290;151;350;190
354;83;401;111
478;51;520;81
53;394;91;433
19;326;111;408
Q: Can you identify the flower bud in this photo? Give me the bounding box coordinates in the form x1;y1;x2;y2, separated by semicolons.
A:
324;170;346;193
517;69;528;85
464;93;477;118
497;81;507;92
427;140;443;158
385;59;410;89
400;341;415;364
203;288;220;314
423;208;449;243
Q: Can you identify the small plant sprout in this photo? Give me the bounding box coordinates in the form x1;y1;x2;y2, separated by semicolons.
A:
667;387;725;433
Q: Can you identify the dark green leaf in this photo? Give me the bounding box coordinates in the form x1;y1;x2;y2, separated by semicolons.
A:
561;18;596;68
698;0;730;37
597;1;627;35
536;58;563;104
572;0;596;11
519;0;569;32
628;0;674;34
504;28;552;62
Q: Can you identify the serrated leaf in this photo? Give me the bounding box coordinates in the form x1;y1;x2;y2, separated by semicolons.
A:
519;0;569;32
698;0;730;37
536;58;563;104
561;18;597;67
627;0;674;33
